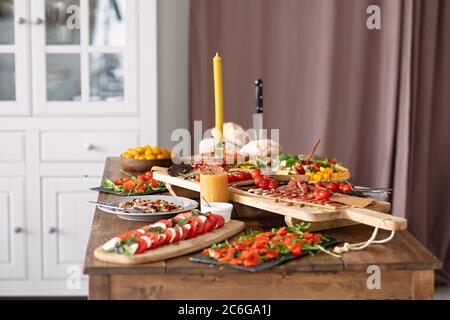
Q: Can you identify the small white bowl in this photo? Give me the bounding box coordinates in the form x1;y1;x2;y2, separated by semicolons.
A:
201;202;233;222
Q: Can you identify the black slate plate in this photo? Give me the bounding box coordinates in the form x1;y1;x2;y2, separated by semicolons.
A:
90;186;167;196
190;237;340;272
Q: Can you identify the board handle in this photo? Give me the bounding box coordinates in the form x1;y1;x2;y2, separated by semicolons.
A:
341;207;407;231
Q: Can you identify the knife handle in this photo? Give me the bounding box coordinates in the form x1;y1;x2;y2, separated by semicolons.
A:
255;79;263;113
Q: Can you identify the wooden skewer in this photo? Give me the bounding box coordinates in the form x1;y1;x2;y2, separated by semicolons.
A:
306;139;321;161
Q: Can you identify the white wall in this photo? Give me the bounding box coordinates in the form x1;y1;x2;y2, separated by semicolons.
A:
157;0;190;148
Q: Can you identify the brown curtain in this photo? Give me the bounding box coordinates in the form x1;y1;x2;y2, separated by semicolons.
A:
189;0;450;284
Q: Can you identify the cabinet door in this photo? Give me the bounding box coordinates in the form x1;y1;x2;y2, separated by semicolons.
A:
31;0;137;115
0;178;26;279
42;177;98;279
0;0;30;115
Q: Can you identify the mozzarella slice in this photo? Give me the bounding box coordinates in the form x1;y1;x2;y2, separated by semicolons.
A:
128;243;139;255
183;224;191;230
102;237;121;252
136;229;146;234
167;228;177;243
152;222;167;230
197;215;207;223
140;236;152;249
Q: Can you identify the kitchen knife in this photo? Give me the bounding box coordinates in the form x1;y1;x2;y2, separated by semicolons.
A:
252;79;263;139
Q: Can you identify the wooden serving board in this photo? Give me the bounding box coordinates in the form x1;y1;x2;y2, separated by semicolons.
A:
228;187;407;231
152;167;200;192
93;220;245;265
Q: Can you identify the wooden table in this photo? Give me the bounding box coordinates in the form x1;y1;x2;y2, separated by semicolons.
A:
84;158;441;300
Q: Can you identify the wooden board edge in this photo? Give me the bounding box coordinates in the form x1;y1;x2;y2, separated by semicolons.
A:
94;220;246;265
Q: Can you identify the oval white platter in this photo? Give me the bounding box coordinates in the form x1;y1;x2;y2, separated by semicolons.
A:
96;195;199;221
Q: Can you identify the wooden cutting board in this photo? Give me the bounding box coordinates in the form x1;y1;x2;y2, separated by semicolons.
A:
228;187;407;231
94;220;245;265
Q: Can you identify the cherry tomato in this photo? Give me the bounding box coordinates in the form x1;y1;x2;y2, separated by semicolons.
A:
315;182;325;188
339;183;352;193
237;172;248;181
137;175;148;182
262;175;271;181
150;179;160;188
314;188;332;200
144;171;153;179
294;165;305;174
327;159;336;164
312;164;321;171
291;245;302;256
135;183;147;193
122;177;132;183
326;181;340;192
268;180;279;190
259;180;270;190
113;178;124;185
195;174;200;182
227;174;237;183
254;176;263;187
123;180;136;191
251;169;261;179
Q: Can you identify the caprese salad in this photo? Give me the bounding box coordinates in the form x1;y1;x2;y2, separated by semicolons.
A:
102;210;225;256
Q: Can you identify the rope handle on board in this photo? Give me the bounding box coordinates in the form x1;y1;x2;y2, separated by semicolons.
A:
317;218;396;258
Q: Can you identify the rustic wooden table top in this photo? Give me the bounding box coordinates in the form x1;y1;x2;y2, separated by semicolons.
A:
83;157;441;276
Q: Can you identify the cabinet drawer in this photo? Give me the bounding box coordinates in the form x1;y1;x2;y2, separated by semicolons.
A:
0;132;25;162
40;131;138;162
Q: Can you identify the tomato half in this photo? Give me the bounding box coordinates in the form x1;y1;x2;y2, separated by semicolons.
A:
216;215;225;228
187;220;199;238
135;238;148;254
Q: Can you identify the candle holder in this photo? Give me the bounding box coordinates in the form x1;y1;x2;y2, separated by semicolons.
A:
213;139;225;161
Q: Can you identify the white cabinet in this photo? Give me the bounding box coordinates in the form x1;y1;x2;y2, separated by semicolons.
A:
0;0;157;296
0;178;26;280
42;177;98;279
0;132;25;162
0;0;30;115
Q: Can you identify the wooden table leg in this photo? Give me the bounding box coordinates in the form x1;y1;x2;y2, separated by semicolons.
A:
412;270;434;300
89;275;111;300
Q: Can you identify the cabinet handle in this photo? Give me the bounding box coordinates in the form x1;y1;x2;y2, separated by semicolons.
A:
14;227;23;234
85;143;95;151
34;18;44;25
17;17;27;25
48;227;57;234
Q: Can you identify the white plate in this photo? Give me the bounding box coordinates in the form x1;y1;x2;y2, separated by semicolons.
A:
97;195;199;221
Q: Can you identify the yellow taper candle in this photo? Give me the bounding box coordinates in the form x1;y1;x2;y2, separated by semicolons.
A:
213;53;224;143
